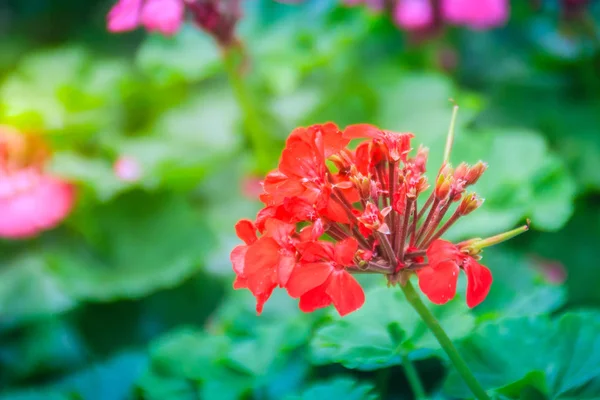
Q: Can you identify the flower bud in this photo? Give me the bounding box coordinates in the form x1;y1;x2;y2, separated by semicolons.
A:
435;173;452;200
453;162;469;181
457;193;484;215
465;161;487;185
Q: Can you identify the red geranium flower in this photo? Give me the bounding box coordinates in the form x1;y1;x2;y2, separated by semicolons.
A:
230;121;528;316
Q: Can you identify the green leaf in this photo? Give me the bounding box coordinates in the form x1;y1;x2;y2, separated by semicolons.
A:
0;46;129;134
136;24;221;85
373;72;481;146
0;319;86;383
139;329;253;400
0;352;147;400
0;253;75;327
284;377;379;400
444;313;600;399
48;192;215;301
448;128;576;238
310;284;475;370
49;152;129;202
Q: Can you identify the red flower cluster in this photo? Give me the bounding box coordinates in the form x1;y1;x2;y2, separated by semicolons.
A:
231;122;528;316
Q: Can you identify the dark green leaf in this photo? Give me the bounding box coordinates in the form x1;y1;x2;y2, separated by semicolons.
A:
310;284;474;370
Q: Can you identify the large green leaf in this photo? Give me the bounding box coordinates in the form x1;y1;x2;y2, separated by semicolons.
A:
0;319;85;384
136;24;221;85
48;192;215;301
310;284;475;370
0;46;129;134
0;352;147;400
444;313;600;399
0;253;75;328
284;377;379;400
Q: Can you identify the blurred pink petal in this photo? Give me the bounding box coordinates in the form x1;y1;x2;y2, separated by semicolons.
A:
140;0;185;36
107;0;143;32
0;169;75;239
394;0;433;30
242;175;264;199
442;0;508;30
114;156;142;182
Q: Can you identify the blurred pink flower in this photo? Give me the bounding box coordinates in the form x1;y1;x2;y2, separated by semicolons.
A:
0;127;76;239
394;0;433;31
107;0;184;36
441;0;509;30
114;156;142;182
241;175;263;199
0;170;75;239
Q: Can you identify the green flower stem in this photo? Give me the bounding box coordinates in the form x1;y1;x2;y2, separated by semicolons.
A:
222;44;271;172
401;353;428;400
400;281;491;400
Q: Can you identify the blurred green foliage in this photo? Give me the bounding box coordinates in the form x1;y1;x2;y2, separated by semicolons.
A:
0;0;599;399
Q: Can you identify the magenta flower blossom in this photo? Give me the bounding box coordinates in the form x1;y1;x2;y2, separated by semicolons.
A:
394;0;434;31
114;156;142;182
107;0;184;36
0;127;75;239
441;0;509;30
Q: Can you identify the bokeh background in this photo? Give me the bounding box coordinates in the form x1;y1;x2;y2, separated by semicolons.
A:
1;0;600;399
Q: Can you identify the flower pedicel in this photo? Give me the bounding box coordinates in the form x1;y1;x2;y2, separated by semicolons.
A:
230;107;528;316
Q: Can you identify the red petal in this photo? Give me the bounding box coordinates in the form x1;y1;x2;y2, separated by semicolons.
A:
463;257;493;308
286;262;332;297
244;237;279;294
319;122;348;157
334;237;358;266
299;241;335;262
326;270;365;316
279;141;323;181
230;245;247;275
262;171;305;204
321;197;350;224
235;219;257;245
233;275;247;289
255;285;275;315
263;218;295;247
417;261;460;305
426;239;460;267
311;218;325;240
277;253;297;287
343;124;382;140
298;281;332;313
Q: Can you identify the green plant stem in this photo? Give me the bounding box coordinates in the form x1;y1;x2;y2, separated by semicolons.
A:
222;45;271;171
401;353;428;400
400;281;490;400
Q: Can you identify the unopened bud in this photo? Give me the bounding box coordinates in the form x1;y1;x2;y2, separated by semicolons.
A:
465;161;487;185
453;162;469;181
458;193;484;215
435;173;452;200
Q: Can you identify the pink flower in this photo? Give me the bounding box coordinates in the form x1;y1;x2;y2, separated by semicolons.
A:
114;156;142;182
107;0;184;36
394;0;433;31
441;0;509;30
0;169;75;239
0;126;76;239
